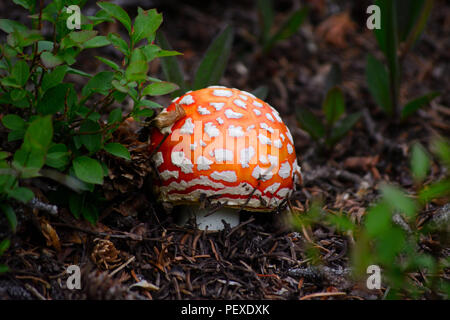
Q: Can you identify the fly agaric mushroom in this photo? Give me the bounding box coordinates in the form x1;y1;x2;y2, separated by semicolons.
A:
149;86;301;230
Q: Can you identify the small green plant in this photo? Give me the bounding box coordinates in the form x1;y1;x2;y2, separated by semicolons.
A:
0;238;10;273
0;2;179;225
156;26;234;98
256;0;309;53
291;137;450;299
366;0;439;120
296;71;361;150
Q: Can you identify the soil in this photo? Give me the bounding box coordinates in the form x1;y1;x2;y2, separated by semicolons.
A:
0;0;448;300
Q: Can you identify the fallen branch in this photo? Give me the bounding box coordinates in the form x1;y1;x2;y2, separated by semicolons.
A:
288;265;352;289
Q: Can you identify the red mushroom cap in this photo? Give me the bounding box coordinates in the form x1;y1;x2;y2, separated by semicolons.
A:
149;86;301;211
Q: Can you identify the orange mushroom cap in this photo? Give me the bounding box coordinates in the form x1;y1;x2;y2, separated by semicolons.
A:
149;86;301;211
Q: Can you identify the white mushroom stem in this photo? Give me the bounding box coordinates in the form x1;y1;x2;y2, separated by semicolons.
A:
177;205;240;231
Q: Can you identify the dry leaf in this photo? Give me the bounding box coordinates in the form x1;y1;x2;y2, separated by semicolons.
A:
151;103;185;130
316;11;357;48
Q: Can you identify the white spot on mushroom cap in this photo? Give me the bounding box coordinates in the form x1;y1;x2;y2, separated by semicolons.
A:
204;122;220;138
273;139;282;149
160;123;174;135
253;101;263;108
171;96;179;103
200;140;207;147
239;94;248;101
171;151;194;174
213;149;234;162
240;146;255;168
268;155;278;166
190;143;197;150
258;133;271;145
276;188;291;198
179;95;195;105
278;161;291;179
260;122;274;133
259;154;268;164
264;182;281;194
252;165;274;181
213;89;233;97
197;105;211;115
197;156;213;171
247;125;255;132
280;133;285;141
272;110;283;123
286;128;294;144
266;113;275;122
180;118;194;135
225;109;244;119
287;143;294;154
228;125;244;137
160;170;179;181
211;171;237;183
242;91;256;99
253;109;262;116
233;99;247;109
153;152;164;167
208;85;227;89
210;102;225;110
216;117;224;125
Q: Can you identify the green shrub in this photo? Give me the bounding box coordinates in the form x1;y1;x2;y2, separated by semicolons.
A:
0;2;179;226
366;0;439;119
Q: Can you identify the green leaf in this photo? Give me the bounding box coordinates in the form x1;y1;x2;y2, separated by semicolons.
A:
323;87;345;125
156;31;186;96
104;143;131;160
42;65;68;92
0;18;27;33
133;108;154;118
83;36;110;49
431;138;450;168
73;156;104;185
1;114;26;131
107;33;129;56
137;100;163;109
125;48;148;81
132;8;163;44
410;142;430;182
296;108;325;141
264;7;308;52
11;60;29;87
401;91;440;119
381;184;417;217
69;30;98;46
193;25;234;90
328;112;361;146
82;71;114;97
0;204;17;232
374;0;399;75
366;54;392;114
0;238;10;256
40;51;64;68
46;151;70;169
69;193;83;219
38;83;74;115
97;2;132;34
399;0;433;49
376;226;406;265
23;115;53;152
79;120;102;152
82;203;99;225
324;63;342;93
108;108;123;124
95;56;120;71
364;202;392;238
251;86;268;100
419;180;450;203
257;0;274;44
7;186;34;203
143;81;179;96
10;89;27;101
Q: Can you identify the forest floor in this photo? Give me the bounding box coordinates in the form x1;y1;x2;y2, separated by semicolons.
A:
0;0;449;300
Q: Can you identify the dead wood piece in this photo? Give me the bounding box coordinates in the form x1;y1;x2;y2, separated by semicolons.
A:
288;265;352;289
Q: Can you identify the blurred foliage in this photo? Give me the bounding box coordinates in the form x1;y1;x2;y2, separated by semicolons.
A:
296;64;361;150
291;137;450;299
156;26;234;97
0;1;180;229
256;0;309;53
366;0;438;119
